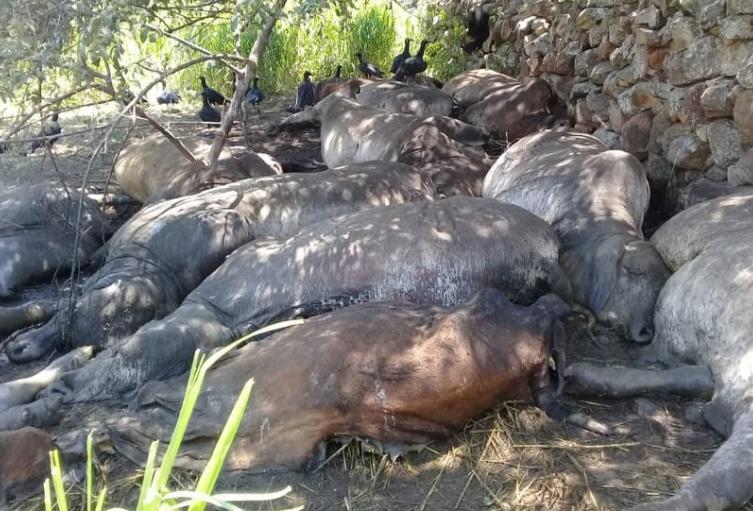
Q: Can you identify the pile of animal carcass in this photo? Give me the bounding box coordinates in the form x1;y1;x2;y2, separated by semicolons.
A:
1;68;752;511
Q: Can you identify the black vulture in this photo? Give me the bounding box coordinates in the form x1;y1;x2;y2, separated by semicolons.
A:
395;40;429;82
157;81;181;104
199;76;229;106
245;77;264;113
462;6;490;54
391;38;412;75
198;92;221;127
286;71;317;113
29;113;62;153
356;52;383;78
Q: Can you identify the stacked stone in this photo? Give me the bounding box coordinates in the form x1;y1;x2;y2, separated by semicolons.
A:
472;0;753;210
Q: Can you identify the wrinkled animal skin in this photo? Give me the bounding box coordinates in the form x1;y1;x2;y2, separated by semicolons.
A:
6;163;436;363
356;81;453;116
114;133;282;203
110;289;574;473
443;69;560;141
51;197;570;402
483;130;669;343
0;184;109;298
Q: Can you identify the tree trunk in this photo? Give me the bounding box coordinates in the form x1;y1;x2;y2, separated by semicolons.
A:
205;0;287;170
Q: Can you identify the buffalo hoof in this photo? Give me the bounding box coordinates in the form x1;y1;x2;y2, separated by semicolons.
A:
5;324;58;363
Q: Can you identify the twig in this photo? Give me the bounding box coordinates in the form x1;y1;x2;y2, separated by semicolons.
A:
511;442;640;450
46;146;72;200
144;24;245;74
453;473;474;510
565;452;601;510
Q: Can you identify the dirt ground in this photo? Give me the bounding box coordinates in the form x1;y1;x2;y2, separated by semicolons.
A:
0;99;747;511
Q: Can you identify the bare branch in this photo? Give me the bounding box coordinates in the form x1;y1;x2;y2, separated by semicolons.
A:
3;84;92;140
144;24;246;74
206;0;288;169
134;105;198;164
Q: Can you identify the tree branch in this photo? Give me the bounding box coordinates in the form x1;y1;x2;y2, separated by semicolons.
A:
206;0;288;169
135;105;198;163
3;84;91;140
144;24;245;74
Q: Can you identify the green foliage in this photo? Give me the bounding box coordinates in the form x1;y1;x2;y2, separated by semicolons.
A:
42;319;304;511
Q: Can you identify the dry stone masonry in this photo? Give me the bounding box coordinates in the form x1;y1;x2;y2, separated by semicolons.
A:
474;0;753;212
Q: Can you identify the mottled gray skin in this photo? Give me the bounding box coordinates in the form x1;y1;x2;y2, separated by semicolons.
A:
482;130;669;343
277;90;490;183
630;192;753;510
356;81;453;116
568;192;753;510
0;397;61;431
53;197;570;402
6;163;436;363
0;184;109;298
0;301;55;336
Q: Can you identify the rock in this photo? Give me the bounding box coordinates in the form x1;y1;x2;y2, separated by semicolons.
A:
610;34;635;68
728;0;753;14
674;179;751;211
701;78;739;116
666;37;722;85
577;8;612;30
634;27;664;47
699;0;726;29
728;148;753;185
589;24;610;48
720;39;753;76
707;120;743;168
622;110;654;158
666;15;703;51
593;128;624;149
664;132;712;170
609;18;628;45
539;52;574;75
677;84;706;124
618;86;644;116
677;0;698;14
720;15;753;40
575;49;603;76
603;66;640;95
667;86;689;121
634;5;665;28
571;81;596;99
590;61;615;84
609;100;626;131
575;98;597;127
647;47;670;71
595;36;615;60
735;89;753;144
633;45;650;79
646;152;673;182
587;91;610;120
541;73;576;104
737;55;753;88
706;164;729;181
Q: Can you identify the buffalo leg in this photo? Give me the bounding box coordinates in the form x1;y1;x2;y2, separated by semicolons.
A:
564;362;714;399
0;301;56;337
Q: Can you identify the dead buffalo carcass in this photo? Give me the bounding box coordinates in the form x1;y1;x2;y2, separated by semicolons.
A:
442;69;563;141
277;83;492;197
0;184;109;298
566;190;753;510
355;80;453;116
47;197;570;402
114;133;282;203
110;289;606;473
6;163;436;363
483;130;669;343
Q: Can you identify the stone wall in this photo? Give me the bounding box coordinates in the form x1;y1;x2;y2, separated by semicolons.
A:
471;0;753;211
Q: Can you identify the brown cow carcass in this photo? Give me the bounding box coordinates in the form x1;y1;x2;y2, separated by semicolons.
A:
110;289;605;473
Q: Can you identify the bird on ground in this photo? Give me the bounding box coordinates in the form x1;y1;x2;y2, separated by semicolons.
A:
199;76;229;106
245;77;264;114
157;81;181;104
198;92;221;127
29;112;62;153
391;38;412;75
395;40;429;82
356;52;383;78
286;71;317;113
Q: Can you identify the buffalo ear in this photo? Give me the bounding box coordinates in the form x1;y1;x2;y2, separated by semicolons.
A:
621;240;664;276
